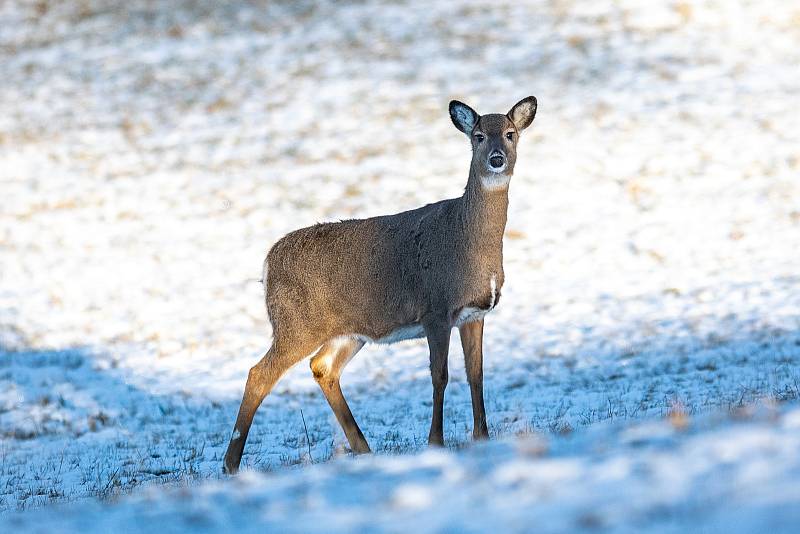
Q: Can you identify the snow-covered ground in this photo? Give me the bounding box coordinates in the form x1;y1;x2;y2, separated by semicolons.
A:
4;403;800;533
1;0;799;529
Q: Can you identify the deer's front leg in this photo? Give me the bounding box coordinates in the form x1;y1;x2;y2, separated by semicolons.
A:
424;321;451;446
459;319;489;439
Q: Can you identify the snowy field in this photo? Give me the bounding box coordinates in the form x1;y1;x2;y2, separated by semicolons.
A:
1;0;799;530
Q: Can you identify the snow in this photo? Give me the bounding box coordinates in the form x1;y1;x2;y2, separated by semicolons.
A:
1;0;799;529
3;405;800;532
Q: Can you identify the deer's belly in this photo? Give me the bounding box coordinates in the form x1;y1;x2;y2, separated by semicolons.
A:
357;323;426;345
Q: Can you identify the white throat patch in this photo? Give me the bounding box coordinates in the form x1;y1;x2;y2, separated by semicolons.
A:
480;173;511;191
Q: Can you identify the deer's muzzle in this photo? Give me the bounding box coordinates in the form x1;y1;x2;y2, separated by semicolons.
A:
488;151;505;171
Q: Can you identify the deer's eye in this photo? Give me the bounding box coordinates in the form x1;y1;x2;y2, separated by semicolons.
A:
474;133;485;143
505;132;514;141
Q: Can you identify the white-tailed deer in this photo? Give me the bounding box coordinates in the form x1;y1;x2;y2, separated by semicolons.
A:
223;96;537;473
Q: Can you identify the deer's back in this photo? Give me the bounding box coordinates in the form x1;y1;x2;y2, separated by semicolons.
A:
263;199;470;342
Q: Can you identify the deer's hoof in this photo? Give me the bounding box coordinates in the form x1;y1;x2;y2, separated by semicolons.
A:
222;458;240;475
427;435;445;447
473;428;490;441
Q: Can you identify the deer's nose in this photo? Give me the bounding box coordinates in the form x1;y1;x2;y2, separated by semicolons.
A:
488;151;505;169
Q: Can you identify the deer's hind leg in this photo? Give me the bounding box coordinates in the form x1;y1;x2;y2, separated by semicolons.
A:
223;334;319;474
310;337;370;454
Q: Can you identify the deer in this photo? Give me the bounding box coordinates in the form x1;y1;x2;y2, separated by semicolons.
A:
223;96;538;474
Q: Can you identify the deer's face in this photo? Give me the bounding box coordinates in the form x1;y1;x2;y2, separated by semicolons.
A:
449;97;537;190
471;114;517;179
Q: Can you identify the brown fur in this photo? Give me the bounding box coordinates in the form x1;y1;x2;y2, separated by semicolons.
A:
223;97;537;473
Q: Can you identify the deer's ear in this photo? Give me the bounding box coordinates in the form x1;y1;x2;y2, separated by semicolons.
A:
449;100;479;136
507;96;537;131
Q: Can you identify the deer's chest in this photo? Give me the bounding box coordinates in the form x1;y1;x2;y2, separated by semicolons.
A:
357;273;501;345
454;274;501;327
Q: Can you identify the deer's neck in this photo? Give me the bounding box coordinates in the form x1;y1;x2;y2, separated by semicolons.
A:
461;167;509;248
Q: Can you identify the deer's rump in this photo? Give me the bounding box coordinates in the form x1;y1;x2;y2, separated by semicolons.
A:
262;213;436;343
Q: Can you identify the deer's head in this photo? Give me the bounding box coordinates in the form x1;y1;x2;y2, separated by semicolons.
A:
449;96;537;190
